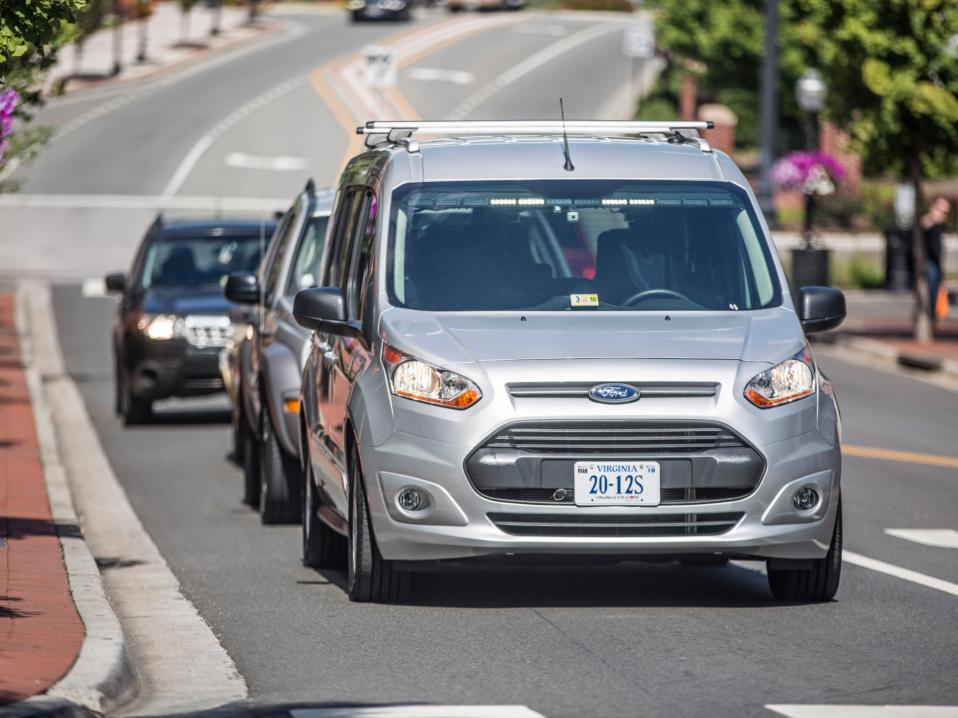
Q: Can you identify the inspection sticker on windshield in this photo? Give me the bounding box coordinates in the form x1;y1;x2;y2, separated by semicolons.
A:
570;293;599;307
573;461;661;506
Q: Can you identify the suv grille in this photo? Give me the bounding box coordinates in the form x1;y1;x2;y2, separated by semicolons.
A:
183;315;232;349
483;421;748;454
488;511;744;537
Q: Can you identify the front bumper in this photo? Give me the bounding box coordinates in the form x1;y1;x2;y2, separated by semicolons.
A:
359;427;840;562
127;337;224;400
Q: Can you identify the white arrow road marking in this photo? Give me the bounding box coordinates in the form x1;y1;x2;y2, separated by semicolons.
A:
224;152;309;171
885;529;958;549
512;24;569;37
291;707;545;718
404;67;475;85
843;551;958;597
766;705;958;717
81;277;107;298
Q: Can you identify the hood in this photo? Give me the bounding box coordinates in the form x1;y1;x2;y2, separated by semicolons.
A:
380;307;802;365
142;287;232;316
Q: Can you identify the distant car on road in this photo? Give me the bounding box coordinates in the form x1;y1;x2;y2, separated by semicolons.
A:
293;119;847;603
346;0;412;22
446;0;524;11
224;181;333;524
105;217;275;425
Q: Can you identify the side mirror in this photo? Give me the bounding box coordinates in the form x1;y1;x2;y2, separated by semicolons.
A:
293;287;364;340
104;272;127;294
798;286;846;334
224;272;260;305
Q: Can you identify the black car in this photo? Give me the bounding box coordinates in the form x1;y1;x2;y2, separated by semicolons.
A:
346;0;412;22
105;216;277;425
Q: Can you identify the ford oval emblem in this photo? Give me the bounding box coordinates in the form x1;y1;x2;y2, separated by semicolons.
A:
588;383;640;404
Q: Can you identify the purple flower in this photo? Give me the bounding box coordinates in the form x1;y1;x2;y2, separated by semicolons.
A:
0;87;20;164
771;150;846;195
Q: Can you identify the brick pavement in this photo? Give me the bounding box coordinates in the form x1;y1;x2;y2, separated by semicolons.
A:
0;293;85;705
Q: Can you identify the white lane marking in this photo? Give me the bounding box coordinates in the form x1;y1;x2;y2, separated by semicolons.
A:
0;193;287;211
766;705;958;717
224;152;308;171
405;67;475;85
161;75;306;199
844;550;958;597
885;529;958;549
81;277;107;298
512;23;569;36
447;21;624;120
291;707;545;718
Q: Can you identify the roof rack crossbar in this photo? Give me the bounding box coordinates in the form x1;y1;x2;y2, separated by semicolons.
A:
357;120;713;137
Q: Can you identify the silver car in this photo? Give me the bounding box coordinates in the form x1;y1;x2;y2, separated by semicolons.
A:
294;121;846;603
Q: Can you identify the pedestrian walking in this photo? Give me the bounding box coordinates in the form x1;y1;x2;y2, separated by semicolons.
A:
919;196;950;327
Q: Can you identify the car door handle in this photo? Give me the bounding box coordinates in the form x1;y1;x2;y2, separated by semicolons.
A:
323;351;338;368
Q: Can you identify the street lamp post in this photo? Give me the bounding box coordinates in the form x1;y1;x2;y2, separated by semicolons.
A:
790;68;831;289
795;68;826;249
756;0;779;226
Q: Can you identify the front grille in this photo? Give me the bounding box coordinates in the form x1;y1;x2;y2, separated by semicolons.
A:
184;377;224;391
480;487;749;505
483;421;748;454
488;511;744;537
183;315;232;349
467;420;762;507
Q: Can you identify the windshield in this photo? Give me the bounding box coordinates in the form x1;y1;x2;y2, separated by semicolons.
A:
388;181;780;312
141;235;263;291
285;216;330;296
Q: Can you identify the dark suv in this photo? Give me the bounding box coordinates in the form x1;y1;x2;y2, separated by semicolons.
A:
106;216;276;425
224;181;333;523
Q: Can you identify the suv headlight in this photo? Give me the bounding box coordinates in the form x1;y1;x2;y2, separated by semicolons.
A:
382;344;482;410
137;313;181;341
744;346;816;408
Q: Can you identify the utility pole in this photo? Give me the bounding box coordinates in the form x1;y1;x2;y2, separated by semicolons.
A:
757;0;778;226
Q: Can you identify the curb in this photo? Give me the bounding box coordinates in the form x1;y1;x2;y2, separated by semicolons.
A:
1;284;137;718
57;19;281;97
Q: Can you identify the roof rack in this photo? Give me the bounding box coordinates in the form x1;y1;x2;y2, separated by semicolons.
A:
357;120;715;152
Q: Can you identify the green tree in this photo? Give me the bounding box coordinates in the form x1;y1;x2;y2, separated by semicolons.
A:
179;0;199;44
0;0;83;186
71;0;109;76
808;0;958;341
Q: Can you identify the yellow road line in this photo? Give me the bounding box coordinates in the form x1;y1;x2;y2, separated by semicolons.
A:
307;14;528;172
843;444;958;470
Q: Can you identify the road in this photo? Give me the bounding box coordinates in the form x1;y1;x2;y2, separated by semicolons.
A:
4;6;958;718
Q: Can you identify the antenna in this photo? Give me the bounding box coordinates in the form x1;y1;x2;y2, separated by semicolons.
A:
559;98;574;172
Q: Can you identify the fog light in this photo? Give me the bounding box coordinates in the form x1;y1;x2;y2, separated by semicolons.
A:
792;486;820;511
397;487;427;512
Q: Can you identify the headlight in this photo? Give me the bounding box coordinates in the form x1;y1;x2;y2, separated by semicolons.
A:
383;344;482;410
137;313;180;341
744;346;816;408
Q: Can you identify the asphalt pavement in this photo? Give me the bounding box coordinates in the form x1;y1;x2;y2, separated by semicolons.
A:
3;6;957;717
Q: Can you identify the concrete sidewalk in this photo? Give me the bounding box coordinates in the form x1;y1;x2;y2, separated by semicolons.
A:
50;1;277;94
0;293;85;705
822;291;958;376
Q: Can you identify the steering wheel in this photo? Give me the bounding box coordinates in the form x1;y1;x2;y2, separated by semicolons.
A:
621;288;694;307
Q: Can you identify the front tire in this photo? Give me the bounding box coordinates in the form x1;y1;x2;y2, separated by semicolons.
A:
303;461;346;569
119;371;152;426
347;446;404;603
768;501;842;602
241;415;260;509
259;411;301;525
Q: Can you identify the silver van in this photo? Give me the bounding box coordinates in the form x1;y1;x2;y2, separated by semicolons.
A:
294;121;846;603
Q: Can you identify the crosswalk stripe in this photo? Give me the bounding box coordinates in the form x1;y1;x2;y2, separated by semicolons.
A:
885;529;958;549
290;707;545;718
766;705;958;717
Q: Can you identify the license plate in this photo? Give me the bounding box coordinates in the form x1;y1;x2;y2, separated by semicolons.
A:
573;461;660;506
